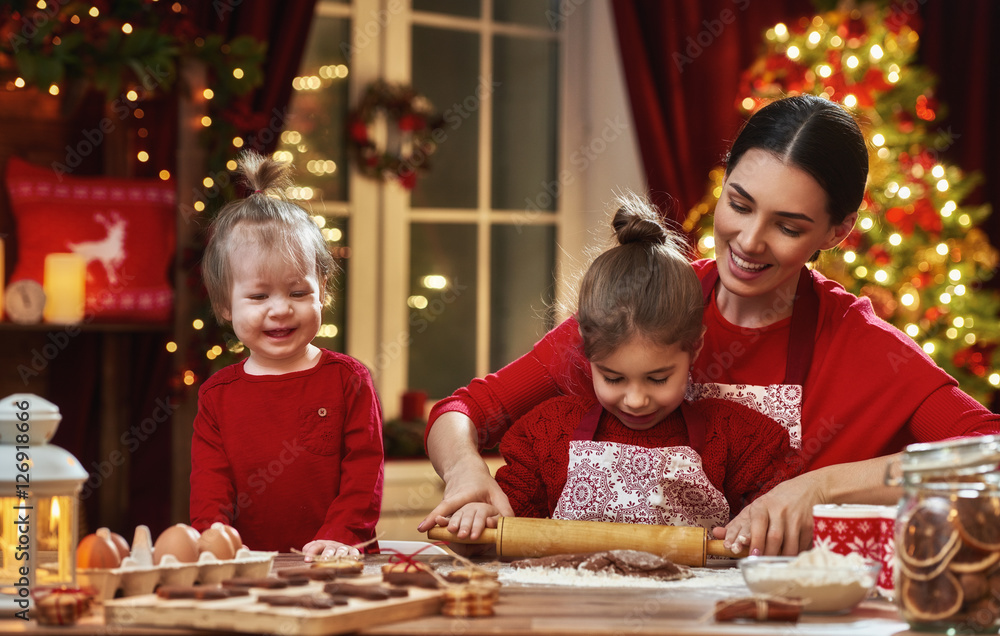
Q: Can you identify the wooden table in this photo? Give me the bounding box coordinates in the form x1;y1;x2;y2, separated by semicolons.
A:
2;553;922;635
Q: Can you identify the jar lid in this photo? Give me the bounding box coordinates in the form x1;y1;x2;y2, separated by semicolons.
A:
901;434;1000;476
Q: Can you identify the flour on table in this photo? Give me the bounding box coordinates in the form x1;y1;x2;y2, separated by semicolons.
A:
498;564;745;589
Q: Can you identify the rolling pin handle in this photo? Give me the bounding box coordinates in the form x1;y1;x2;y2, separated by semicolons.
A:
706;538;750;559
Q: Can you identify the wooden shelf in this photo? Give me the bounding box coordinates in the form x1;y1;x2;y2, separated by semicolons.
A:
0;321;172;332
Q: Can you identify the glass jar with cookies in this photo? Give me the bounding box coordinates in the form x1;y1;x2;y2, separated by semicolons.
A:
892;435;1000;632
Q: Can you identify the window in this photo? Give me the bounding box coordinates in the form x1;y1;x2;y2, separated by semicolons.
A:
283;0;644;418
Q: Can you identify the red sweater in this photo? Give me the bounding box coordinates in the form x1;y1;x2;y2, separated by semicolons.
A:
190;349;384;552
429;261;999;471
498;396;797;520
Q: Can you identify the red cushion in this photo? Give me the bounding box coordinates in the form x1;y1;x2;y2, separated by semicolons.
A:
6;157;175;322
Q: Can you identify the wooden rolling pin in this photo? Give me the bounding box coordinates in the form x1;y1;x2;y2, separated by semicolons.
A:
427;517;748;567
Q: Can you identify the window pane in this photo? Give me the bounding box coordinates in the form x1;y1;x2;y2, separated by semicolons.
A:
413;0;480;18
278;15;350;202
411;26;480;209
494;0;562;30
316;217;349;353
490;224;556;370
491;35;559;211
408;223;477;398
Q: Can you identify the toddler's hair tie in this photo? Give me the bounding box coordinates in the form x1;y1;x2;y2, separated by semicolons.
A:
254;189;262;193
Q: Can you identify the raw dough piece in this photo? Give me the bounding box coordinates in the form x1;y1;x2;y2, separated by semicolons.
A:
511;550;692;581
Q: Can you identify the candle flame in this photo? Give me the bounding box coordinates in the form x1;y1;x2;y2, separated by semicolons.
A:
50;498;60;534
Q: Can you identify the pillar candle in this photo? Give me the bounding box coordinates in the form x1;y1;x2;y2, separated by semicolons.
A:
43;253;86;323
401;391;427;421
0;237;5;320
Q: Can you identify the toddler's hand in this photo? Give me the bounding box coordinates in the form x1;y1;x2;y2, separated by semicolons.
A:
301;539;360;563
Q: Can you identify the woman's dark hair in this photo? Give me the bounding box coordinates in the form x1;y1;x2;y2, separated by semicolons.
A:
725;95;869;225
577;194;703;362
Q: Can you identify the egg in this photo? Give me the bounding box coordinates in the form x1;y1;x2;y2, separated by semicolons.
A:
219;524;243;552
153;524;201;564
108;531;131;560
197;523;237;560
77;531;122;569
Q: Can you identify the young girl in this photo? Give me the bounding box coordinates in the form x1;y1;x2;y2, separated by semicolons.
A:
443;197;796;542
189;152;384;560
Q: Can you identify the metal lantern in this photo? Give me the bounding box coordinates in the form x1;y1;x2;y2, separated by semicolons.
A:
0;394;87;617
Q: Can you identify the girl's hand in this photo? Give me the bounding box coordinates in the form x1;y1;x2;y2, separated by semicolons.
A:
301;540;360;562
713;472;823;556
434;502;501;541
417;470;514;537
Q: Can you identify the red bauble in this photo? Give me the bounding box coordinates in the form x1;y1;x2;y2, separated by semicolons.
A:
398;170;418;190
349;120;369;143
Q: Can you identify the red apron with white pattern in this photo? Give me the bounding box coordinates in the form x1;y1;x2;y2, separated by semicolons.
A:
685;266;819;450
552;402;730;530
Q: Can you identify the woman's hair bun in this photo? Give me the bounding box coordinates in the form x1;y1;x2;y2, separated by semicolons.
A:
611;204;668;246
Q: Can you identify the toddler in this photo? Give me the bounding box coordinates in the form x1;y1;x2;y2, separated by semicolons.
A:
190;151;383;560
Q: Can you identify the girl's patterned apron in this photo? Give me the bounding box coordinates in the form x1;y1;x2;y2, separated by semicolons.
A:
685;265;819;450
552;402;729;530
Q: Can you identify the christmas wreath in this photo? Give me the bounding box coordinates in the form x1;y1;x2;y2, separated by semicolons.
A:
348;80;445;189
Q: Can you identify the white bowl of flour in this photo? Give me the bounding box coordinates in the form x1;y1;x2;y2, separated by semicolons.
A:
738;548;881;614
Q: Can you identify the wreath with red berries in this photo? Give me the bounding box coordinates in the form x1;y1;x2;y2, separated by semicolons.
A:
347;81;445;190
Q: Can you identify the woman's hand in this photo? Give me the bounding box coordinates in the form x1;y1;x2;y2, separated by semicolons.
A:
301;539;360;562
712;455;901;556
713;472;825;556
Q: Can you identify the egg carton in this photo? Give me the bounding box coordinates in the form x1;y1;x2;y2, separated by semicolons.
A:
77;526;276;601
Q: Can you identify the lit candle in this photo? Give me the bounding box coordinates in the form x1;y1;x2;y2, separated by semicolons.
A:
49;498;60;534
43;253;86;323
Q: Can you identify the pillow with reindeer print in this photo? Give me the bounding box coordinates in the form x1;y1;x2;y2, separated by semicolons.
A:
5;157;176;322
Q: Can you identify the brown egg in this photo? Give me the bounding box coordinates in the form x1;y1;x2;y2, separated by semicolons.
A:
77;531;122;569
153;524;201;564
197;524;238;560
108;531;130;560
220;524;243;552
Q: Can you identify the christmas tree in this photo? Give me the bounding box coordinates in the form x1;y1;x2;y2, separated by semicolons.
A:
684;3;1000;406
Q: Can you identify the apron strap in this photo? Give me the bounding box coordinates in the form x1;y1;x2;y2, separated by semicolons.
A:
700;262;819;387
572;402;604;441
784;268;820;386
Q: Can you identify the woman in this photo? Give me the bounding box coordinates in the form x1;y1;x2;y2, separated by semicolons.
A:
419;95;1000;556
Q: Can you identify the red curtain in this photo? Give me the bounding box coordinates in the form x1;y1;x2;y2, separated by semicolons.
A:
919;0;1000;285
190;0;319;154
611;0;814;223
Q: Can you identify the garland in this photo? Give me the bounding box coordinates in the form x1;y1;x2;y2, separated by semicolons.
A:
348;80;444;190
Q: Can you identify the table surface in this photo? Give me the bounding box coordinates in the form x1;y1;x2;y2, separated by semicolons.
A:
3;553;927;635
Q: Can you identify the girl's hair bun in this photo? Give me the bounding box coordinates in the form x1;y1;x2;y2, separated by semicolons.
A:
611;205;668;246
238;150;293;197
